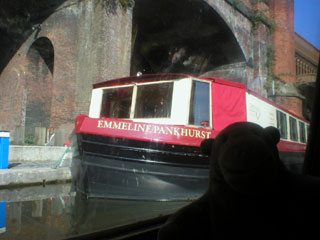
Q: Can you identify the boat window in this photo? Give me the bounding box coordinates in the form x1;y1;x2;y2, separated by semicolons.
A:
299;121;306;143
100;87;133;118
276;110;288;139
134;82;174;118
189;81;210;126
289;116;298;141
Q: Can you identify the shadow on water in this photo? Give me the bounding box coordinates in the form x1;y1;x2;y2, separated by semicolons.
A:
0;183;190;240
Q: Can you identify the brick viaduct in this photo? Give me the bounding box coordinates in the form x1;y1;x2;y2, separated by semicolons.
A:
0;0;301;145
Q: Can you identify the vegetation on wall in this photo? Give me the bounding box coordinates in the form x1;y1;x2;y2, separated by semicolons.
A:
265;45;296;96
265;44;274;89
24;135;34;145
250;9;276;33
99;0;134;14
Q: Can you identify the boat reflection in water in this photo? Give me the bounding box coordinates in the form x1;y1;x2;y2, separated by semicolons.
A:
0;184;189;240
0;202;6;235
71;74;308;201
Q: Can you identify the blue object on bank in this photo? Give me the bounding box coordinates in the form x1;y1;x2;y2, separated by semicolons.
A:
0;131;10;169
0;202;6;234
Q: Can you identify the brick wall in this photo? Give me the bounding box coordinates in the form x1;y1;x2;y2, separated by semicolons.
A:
269;0;303;118
274;96;303;118
269;0;296;83
0;0;133;144
0;43;29;132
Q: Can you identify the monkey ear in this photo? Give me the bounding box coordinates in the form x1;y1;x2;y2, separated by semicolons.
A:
265;126;280;145
200;139;215;155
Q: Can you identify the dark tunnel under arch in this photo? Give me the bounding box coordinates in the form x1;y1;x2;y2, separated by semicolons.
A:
25;37;54;139
131;0;247;78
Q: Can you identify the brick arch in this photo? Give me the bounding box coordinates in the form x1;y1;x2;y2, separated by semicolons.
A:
204;0;253;63
24;37;54;141
131;0;248;79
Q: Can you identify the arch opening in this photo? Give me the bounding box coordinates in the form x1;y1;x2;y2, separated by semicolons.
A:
25;37;54;143
131;0;246;79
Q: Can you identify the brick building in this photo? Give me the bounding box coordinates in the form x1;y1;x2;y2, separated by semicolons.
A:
268;0;319;119
295;33;319;120
0;0;318;145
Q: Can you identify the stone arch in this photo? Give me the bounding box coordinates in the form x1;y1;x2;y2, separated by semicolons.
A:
203;0;253;62
131;0;249;83
25;37;54;142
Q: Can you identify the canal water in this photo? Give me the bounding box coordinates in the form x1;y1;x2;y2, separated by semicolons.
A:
0;183;190;240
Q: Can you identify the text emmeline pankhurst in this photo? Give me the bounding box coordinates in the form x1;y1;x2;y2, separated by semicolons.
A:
97;120;211;139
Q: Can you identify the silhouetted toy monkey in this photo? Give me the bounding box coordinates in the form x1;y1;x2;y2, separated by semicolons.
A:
157;122;320;240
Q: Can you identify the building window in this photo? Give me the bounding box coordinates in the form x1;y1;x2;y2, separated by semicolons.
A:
276;110;287;139
299;121;306;143
289;116;298;142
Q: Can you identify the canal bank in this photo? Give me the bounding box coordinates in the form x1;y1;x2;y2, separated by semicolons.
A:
0;161;71;187
0;145;72;188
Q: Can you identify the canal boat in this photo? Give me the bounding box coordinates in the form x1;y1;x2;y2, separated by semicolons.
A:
71;74;309;200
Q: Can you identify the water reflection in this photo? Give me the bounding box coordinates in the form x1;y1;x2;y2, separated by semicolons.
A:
0;184;190;240
0;202;6;234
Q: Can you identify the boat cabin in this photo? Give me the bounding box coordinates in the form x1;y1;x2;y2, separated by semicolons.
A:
79;73;309;149
89;75;212;128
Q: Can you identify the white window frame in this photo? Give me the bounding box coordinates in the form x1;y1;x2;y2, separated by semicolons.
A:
276;109;288;140
289;116;299;142
89;77;213;128
298;120;306;143
130;80;175;124
89;84;134;118
186;78;213;129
